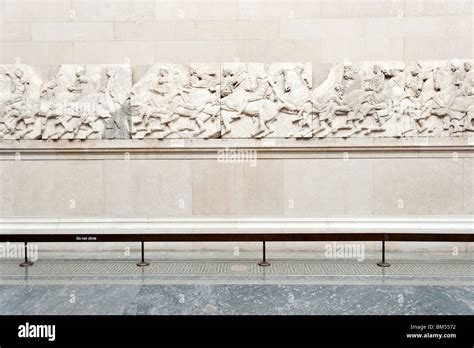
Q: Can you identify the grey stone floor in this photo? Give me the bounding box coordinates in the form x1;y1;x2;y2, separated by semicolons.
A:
0;251;472;315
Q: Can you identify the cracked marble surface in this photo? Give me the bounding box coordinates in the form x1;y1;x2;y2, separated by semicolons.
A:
0;283;471;315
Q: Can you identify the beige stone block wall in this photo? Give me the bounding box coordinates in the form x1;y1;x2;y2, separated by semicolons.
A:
0;0;471;81
283;159;374;216
0;143;472;255
1;146;473;218
31;22;114;41
373;158;468;215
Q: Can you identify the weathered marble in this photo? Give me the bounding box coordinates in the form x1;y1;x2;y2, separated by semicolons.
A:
0;64;132;140
313;60;474;138
130;64;221;139
39;64;131;140
1;60;474;140
220;63;313;138
0;65;43;140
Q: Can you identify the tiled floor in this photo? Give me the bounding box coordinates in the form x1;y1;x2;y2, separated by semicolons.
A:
0;254;472;315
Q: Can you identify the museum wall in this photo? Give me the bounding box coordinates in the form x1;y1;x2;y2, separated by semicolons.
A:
0;0;473;254
0;139;472;255
0;0;472;84
1;140;473;218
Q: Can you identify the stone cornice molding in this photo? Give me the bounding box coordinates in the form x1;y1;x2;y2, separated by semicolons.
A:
0;216;472;234
0;138;473;160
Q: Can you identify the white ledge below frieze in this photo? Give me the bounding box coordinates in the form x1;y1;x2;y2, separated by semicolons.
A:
0;216;472;234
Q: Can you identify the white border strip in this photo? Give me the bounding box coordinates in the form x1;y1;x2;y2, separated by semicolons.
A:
0;216;472;234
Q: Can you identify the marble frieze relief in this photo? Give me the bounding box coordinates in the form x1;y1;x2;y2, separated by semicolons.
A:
0;60;473;140
0;65;43;140
130;64;221;139
1;64;132;140
220;63;313;138
312;60;474;138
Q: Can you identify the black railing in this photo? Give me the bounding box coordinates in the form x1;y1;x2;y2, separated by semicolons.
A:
0;232;472;268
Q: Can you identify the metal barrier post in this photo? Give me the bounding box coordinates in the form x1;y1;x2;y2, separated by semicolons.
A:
377;235;390;267
258;241;270;267
19;242;34;267
137;241;150;267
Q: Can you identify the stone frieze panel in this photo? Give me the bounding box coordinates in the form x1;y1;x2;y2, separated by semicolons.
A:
40;64;131;140
130;64;221;139
0;65;43;140
312;60;474;138
1;60;473;140
220;63;313;138
1;64;132;140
